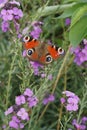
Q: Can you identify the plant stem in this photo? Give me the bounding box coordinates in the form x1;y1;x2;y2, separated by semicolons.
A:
37;46;70;122
52;46;70;94
6;53;17;108
57;104;64;130
57;66;67;130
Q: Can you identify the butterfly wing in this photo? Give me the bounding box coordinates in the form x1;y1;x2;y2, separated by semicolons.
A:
47;45;60;60
23;38;40;61
24;40;39;49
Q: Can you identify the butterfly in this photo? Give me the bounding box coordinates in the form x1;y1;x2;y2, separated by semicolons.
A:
22;35;65;65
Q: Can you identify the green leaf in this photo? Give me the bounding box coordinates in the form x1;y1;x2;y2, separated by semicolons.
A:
37;3;76;17
69;16;87;46
77;0;87;2
63;0;87;3
71;4;87;27
58;3;85;19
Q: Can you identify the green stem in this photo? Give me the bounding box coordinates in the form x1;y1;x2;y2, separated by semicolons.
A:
57;67;67;130
52;46;70;94
6;52;17;108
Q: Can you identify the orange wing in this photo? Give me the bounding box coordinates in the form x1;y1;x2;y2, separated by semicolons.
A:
47;46;60;60
24;40;39;49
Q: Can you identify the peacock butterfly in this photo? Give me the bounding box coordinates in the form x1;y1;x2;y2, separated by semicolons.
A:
22;35;64;65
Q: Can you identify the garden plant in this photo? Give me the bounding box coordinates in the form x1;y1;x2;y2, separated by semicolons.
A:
0;0;87;130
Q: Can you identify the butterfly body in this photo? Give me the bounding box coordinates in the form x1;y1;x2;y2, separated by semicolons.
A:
23;36;64;65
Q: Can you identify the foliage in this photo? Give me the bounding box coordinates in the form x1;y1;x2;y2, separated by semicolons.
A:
0;0;87;130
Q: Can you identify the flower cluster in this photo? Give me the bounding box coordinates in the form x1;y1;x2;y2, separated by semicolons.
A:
70;39;87;66
42;94;55;105
4;88;38;129
30;21;43;39
0;0;23;33
71;117;87;130
60;90;80;112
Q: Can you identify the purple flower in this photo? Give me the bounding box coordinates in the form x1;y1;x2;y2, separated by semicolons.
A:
34;68;40;75
69;117;87;130
4;88;39;129
17;108;29;120
13;7;23;18
70;39;87;66
0;0;7;4
48;95;55;102
9;116;20;129
1;21;9;32
12;116;20;123
62;91;75;97
18;9;23;17
67;97;79;104
24;88;33;97
9;120;19;129
28;96;38;108
9;116;24;129
80;125;86;130
72;119;77;125
9;0;20;6
30;61;43;76
30;26;42;39
60;97;66;104
70;46;80;54
17;33;22;39
22;50;27;57
0;1;23;33
0;0;8;8
1;9;13;21
15;95;26;105
72;119;81;129
30;21;43;39
62;90;80;112
43;94;55;105
5;106;13;115
82;117;87;124
66;103;78;111
65;18;71;26
19;123;24;129
42;98;48;105
72;118;87;130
